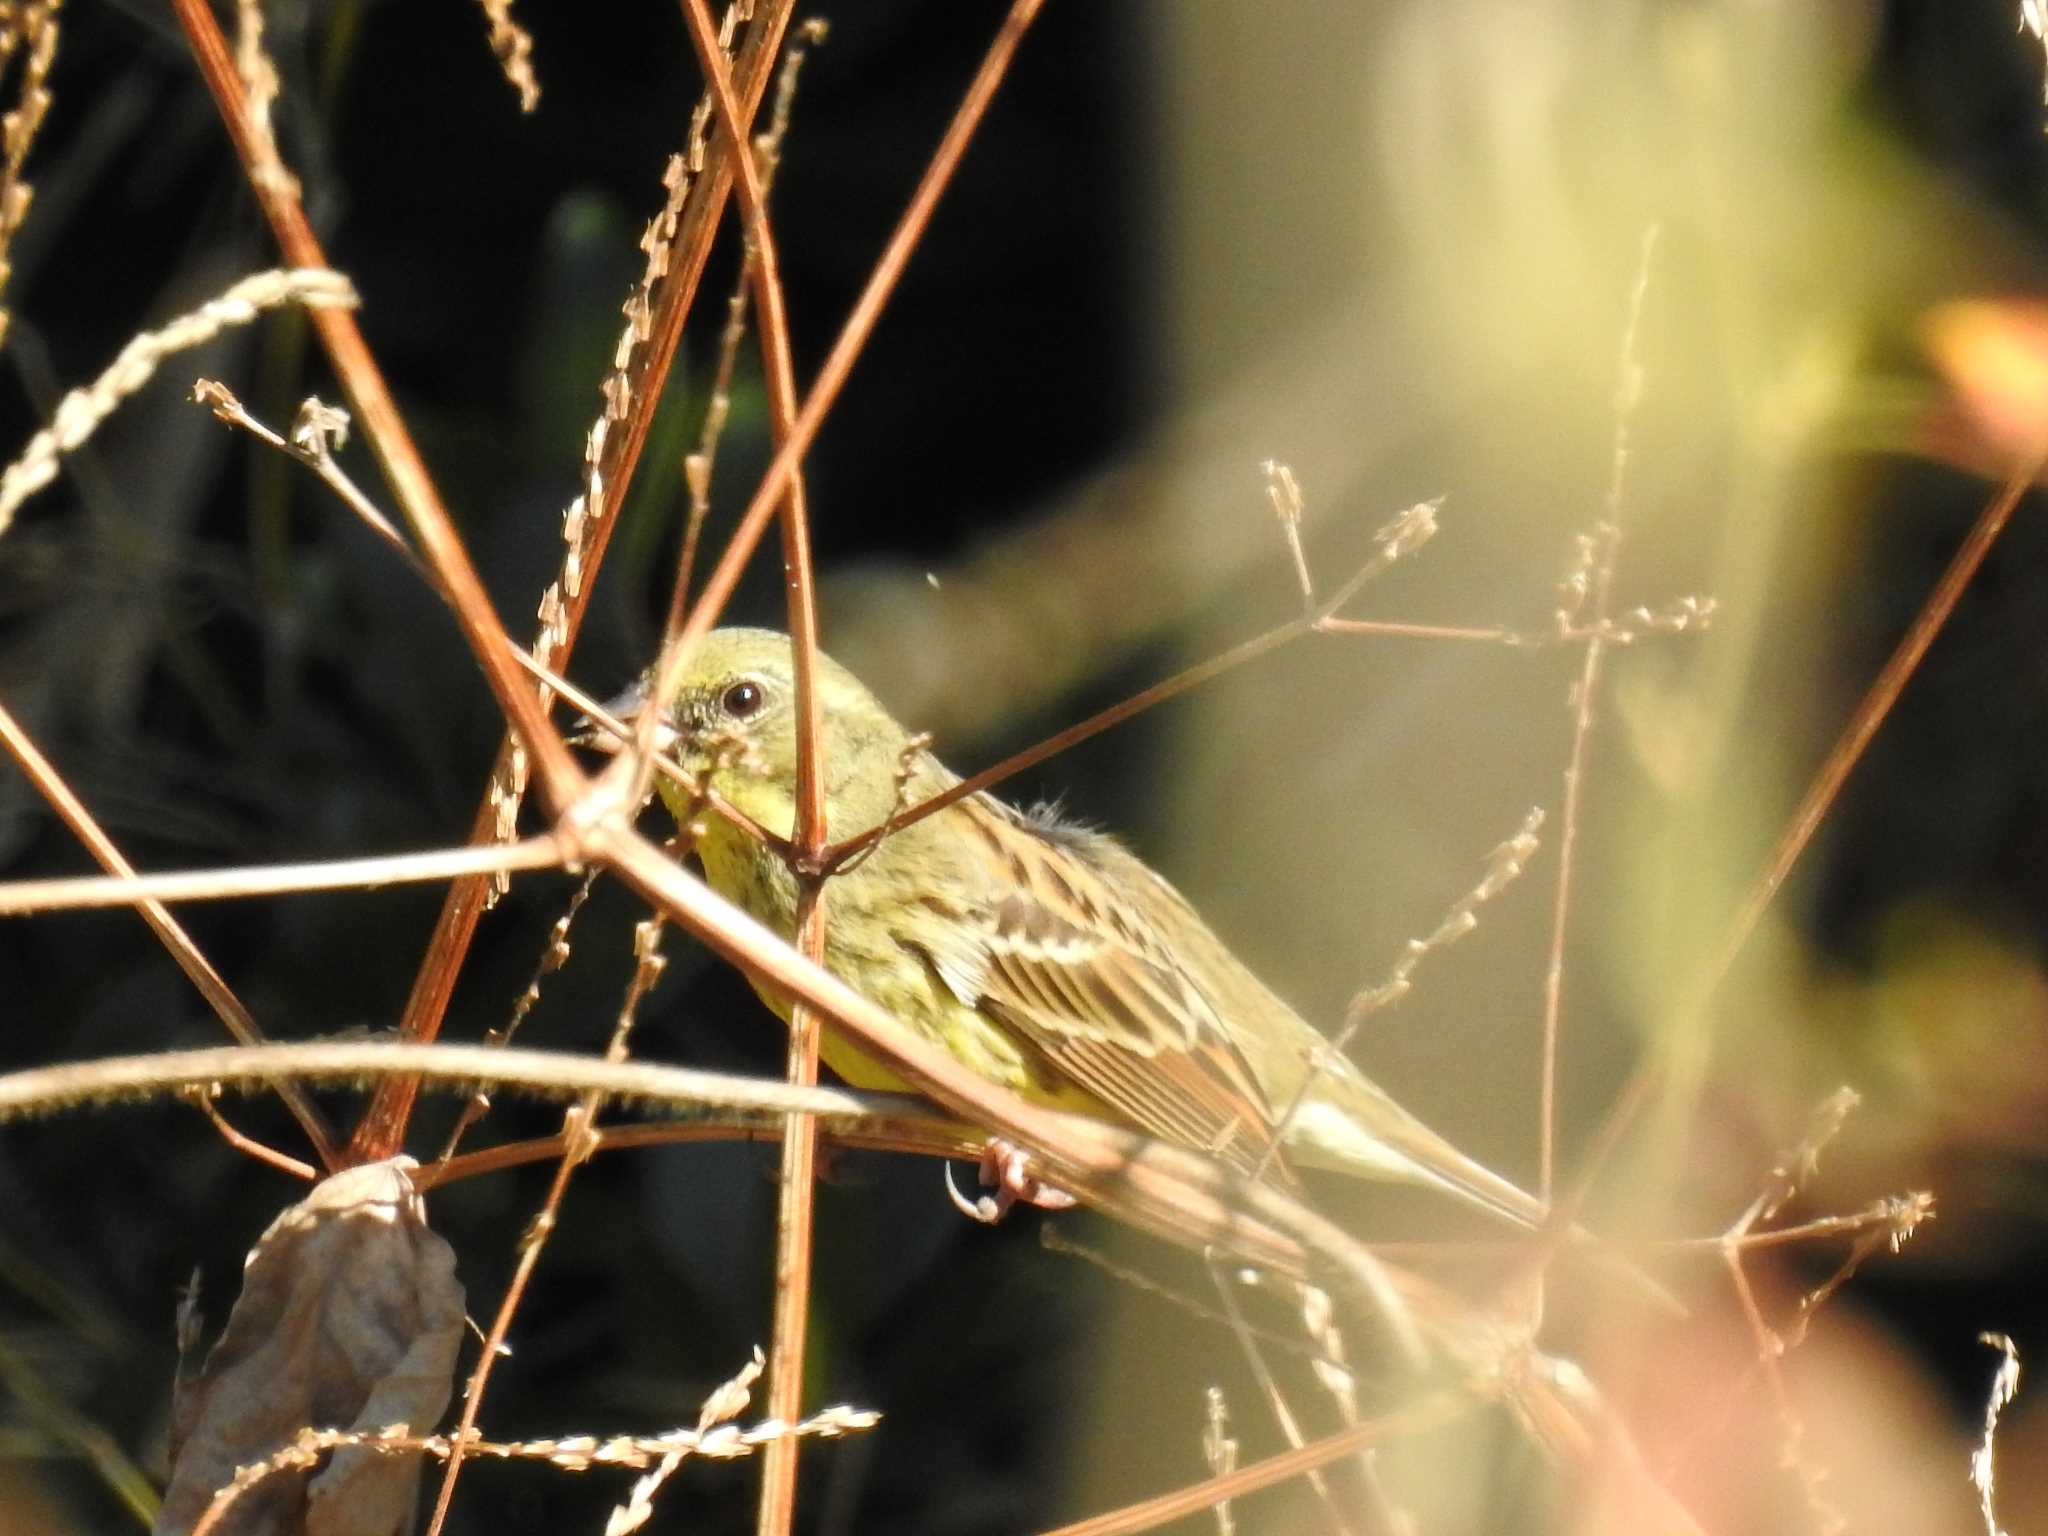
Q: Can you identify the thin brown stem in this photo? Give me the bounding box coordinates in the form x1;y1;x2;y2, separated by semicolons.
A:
1538;226;1657;1203
0;1040;897;1127
661;25;823;640
820;510;1464;870
759;888;824;1536
196;383;631;736
426;914;678;1533
168;0;580;813
1033;1394;1470;1536
1202;1259;1354;1536
351;0;797;1164
435;872;601;1163
423;1134;580;1536
1544;453;2037;1254
669;11;829;1526
1710;1195;1934;1255
824;615;1306;867
0;696;340;1168
1540;601;1608;1205
1721;1248;1838;1532
1706;488;2032;993
183;1085;319;1180
418;1111;986;1191
0;837;566;915
1312;617;1518;642
647;0;1049;715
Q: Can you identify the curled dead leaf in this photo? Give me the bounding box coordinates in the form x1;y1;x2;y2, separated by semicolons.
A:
155;1158;463;1536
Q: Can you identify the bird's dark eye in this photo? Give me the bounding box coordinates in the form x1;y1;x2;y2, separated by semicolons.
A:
720;679;764;718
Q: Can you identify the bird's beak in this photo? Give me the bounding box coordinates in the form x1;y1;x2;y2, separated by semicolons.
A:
600;679;648;726
570;679;665;753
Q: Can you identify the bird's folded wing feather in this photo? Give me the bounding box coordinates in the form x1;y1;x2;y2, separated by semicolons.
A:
908;800;1290;1181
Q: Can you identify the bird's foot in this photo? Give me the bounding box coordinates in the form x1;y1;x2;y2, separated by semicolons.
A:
944;1138;1078;1223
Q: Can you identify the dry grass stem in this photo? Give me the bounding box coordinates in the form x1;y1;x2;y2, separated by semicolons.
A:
193;378;658;751
1255;807;1544;1181
822;623;1309;864
609;1347;769;1535
497;0;773;901
474;0;540;113
1264;460;1313;609
183;1084;319;1181
231;0;296;198
1309;496;1442;620
1781;1195;1933;1339
642;0;1048;728
0;1039;913;1128
1036;1393;1471;1536
1538;224;1659;1202
421;1109;988;1192
435;871;600;1163
1038;1229;1347;1370
1708;1173;1933;1536
614;914;673;1051
193;381;413;569
1611;1088;1916;1524
349;0;798;1168
11;819;1443;1312
653;8;1036;1527
500;140;700;895
426;904;678;1532
0;834;566;915
656;0;822;823
665;7;831;1511
1202;1259;1352;1536
1721;1254;1843;1536
1201;1387;1238;1536
833;480;1547;869
190;1403;880;1536
838;485;1460;862
1693;1192;1936;1256
1557;593;1716;645
1731;1086;1862;1235
1556;451;2040;1257
1701;452;2041;994
1340;807;1544;1027
667;18;825;623
0;693;341;1167
1973;1333;2020;1536
0;267;356;534
176;0;587;883
0;0;59;348
1296;1284;1358;1422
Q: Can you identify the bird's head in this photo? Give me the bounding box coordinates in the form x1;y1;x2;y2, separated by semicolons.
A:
596;627;920;840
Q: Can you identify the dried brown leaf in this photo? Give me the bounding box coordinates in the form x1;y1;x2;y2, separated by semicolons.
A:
155;1158;462;1536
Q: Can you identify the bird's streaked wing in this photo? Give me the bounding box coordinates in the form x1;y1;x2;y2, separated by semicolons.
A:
911;796;1290;1181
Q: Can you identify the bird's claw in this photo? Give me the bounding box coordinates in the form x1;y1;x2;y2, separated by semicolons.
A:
944;1139;1077;1224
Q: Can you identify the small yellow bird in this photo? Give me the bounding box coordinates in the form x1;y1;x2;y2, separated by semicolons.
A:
606;627;1556;1229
